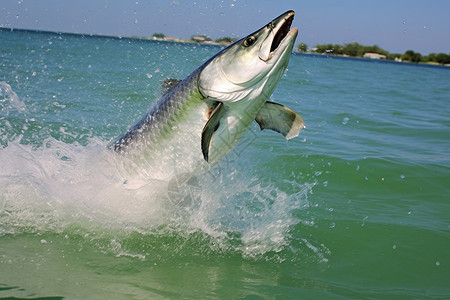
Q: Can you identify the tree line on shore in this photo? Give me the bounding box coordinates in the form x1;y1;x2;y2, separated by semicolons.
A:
151;33;449;65
152;33;236;45
296;42;450;65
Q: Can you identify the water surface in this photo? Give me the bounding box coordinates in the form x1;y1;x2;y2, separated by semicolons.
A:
1;29;449;299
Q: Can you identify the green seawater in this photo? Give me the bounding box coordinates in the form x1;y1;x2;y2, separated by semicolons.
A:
0;29;449;299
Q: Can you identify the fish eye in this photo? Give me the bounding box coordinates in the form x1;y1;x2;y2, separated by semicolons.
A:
244;36;256;47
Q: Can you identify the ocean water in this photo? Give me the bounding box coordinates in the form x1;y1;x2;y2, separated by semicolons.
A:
0;28;449;299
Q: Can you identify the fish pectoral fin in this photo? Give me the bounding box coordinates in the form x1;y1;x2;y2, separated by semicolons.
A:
201;102;225;162
161;78;182;95
255;101;305;139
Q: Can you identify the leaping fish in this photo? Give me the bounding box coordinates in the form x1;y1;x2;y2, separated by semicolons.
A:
111;10;304;177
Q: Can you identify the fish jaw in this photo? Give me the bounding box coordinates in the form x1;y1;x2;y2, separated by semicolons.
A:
198;10;298;103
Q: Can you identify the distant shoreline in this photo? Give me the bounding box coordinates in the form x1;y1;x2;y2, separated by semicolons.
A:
294;53;450;69
2;27;448;68
0;27;233;47
137;35;232;47
297;43;450;67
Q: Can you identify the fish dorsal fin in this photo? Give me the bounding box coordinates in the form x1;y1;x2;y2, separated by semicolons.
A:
255;101;305;139
161;78;182;95
201;102;225;162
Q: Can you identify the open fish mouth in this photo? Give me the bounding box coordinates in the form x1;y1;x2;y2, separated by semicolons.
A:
270;12;295;53
259;11;297;61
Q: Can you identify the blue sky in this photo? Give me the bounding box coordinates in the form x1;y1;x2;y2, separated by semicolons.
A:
1;0;449;54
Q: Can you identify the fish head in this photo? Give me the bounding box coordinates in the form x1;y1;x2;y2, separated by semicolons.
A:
199;10;298;102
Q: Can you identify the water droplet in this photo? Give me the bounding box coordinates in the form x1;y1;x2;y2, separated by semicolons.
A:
361;216;368;227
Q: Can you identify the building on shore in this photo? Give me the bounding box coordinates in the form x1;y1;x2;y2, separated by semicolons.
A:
191;35;209;43
363;52;387;59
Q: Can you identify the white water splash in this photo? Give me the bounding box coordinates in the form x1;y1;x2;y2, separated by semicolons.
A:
0;82;26;115
0;135;313;257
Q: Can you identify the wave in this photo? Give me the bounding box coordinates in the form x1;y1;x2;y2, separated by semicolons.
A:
0;133;319;260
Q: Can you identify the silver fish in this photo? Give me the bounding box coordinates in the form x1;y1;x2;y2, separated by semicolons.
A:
111;10;304;175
